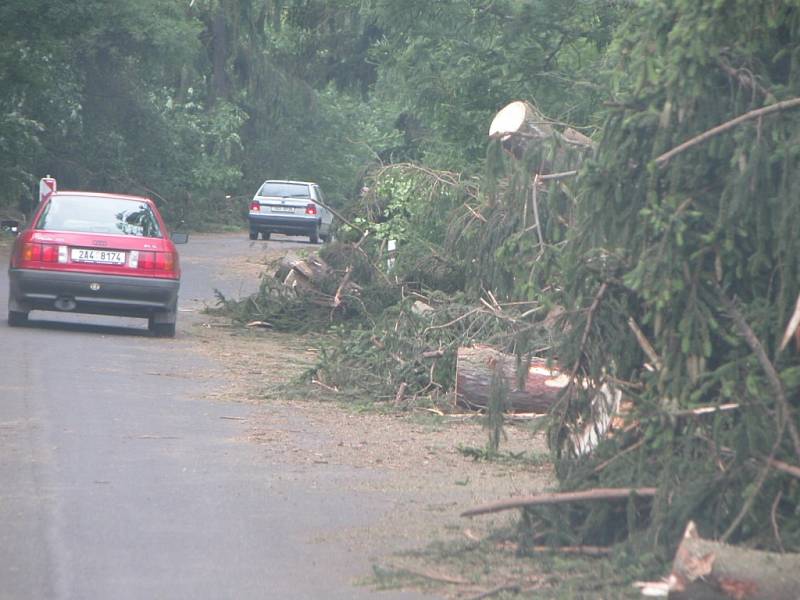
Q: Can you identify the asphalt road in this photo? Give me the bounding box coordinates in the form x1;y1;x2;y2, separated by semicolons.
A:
0;233;421;600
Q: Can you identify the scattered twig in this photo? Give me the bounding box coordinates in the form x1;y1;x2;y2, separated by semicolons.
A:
716;283;800;461
771;489;785;553
627;317;662;370
311;379;339;393
486;290;501;311
332;265;353;309
527;544;612;556
463;202;487;223
461;487;657;517
393;382;407;405
592;438;645;474
466;583;521;600
245;320;272;329
670;403;739;418
779;292;800;352
656;97;800;166
569;282;608;379
399;568;468;585
422;307;482;335
768;458;800;480
537;170;578;181
722;418;786;542
499;542;613;557
531;174;545;253
311;197;365;235
220;416;247;421
417;406;445;416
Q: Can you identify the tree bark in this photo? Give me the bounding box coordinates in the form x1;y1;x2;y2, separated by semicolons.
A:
209;4;230;106
667;521;800;599
455;345;567;413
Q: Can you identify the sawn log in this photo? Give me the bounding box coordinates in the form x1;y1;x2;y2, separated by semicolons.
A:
455;345;567;413
666;521;800;599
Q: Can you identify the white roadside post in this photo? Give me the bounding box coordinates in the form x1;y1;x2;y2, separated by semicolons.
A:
39;176;57;204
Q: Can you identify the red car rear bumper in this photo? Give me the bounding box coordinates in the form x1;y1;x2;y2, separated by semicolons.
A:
9;268;180;318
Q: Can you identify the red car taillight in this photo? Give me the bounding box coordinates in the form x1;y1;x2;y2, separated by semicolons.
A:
155;251;175;272
250;201;260;212
305;203;317;216
21;242;65;263
41;244;59;262
136;251;178;275
22;242;41;262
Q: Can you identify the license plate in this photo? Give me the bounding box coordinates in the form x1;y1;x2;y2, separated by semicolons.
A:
271;206;294;213
71;248;126;265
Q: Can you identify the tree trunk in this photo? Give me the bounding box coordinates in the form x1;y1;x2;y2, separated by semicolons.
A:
455;345;567;413
488;101;555;161
667;521;800;599
488;100;594;163
209;4;230;106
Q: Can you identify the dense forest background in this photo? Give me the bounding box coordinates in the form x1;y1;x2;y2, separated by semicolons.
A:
5;0;800;575
0;0;616;224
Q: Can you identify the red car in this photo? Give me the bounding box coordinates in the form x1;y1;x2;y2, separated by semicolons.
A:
7;191;187;337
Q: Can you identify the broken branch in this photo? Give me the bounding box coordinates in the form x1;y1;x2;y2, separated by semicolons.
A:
656;97;800;166
461;487;657;517
627;317;662;370
716;283;800;461
768;458;800;480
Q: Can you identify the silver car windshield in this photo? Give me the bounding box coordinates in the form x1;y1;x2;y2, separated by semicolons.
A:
258;182;310;198
36;196;163;238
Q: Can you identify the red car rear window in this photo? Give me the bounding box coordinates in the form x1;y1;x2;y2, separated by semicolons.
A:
36;195;163;238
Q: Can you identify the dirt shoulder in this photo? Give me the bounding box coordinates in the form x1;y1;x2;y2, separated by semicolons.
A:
182;234;561;597
190;318;553;547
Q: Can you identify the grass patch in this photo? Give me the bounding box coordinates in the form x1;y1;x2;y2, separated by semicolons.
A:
457;445;551;467
363;532;647;599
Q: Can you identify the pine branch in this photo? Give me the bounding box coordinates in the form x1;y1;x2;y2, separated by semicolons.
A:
656;97;800;166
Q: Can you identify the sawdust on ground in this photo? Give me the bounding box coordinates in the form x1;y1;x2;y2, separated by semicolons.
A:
188;306;555;567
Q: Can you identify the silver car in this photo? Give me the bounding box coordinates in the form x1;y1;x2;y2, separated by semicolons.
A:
248;180;333;243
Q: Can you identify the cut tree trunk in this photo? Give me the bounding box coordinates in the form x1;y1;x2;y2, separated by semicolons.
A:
488;101;555;161
666;521;800;599
488;100;594;164
275;254;360;308
455;345;567;413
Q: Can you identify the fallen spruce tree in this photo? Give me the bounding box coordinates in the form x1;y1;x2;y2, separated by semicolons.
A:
452;0;800;579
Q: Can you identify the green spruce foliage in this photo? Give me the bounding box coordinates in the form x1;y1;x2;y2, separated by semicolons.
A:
542;0;800;556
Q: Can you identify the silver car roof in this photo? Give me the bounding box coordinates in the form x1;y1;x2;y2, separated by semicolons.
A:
261;180;317;186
